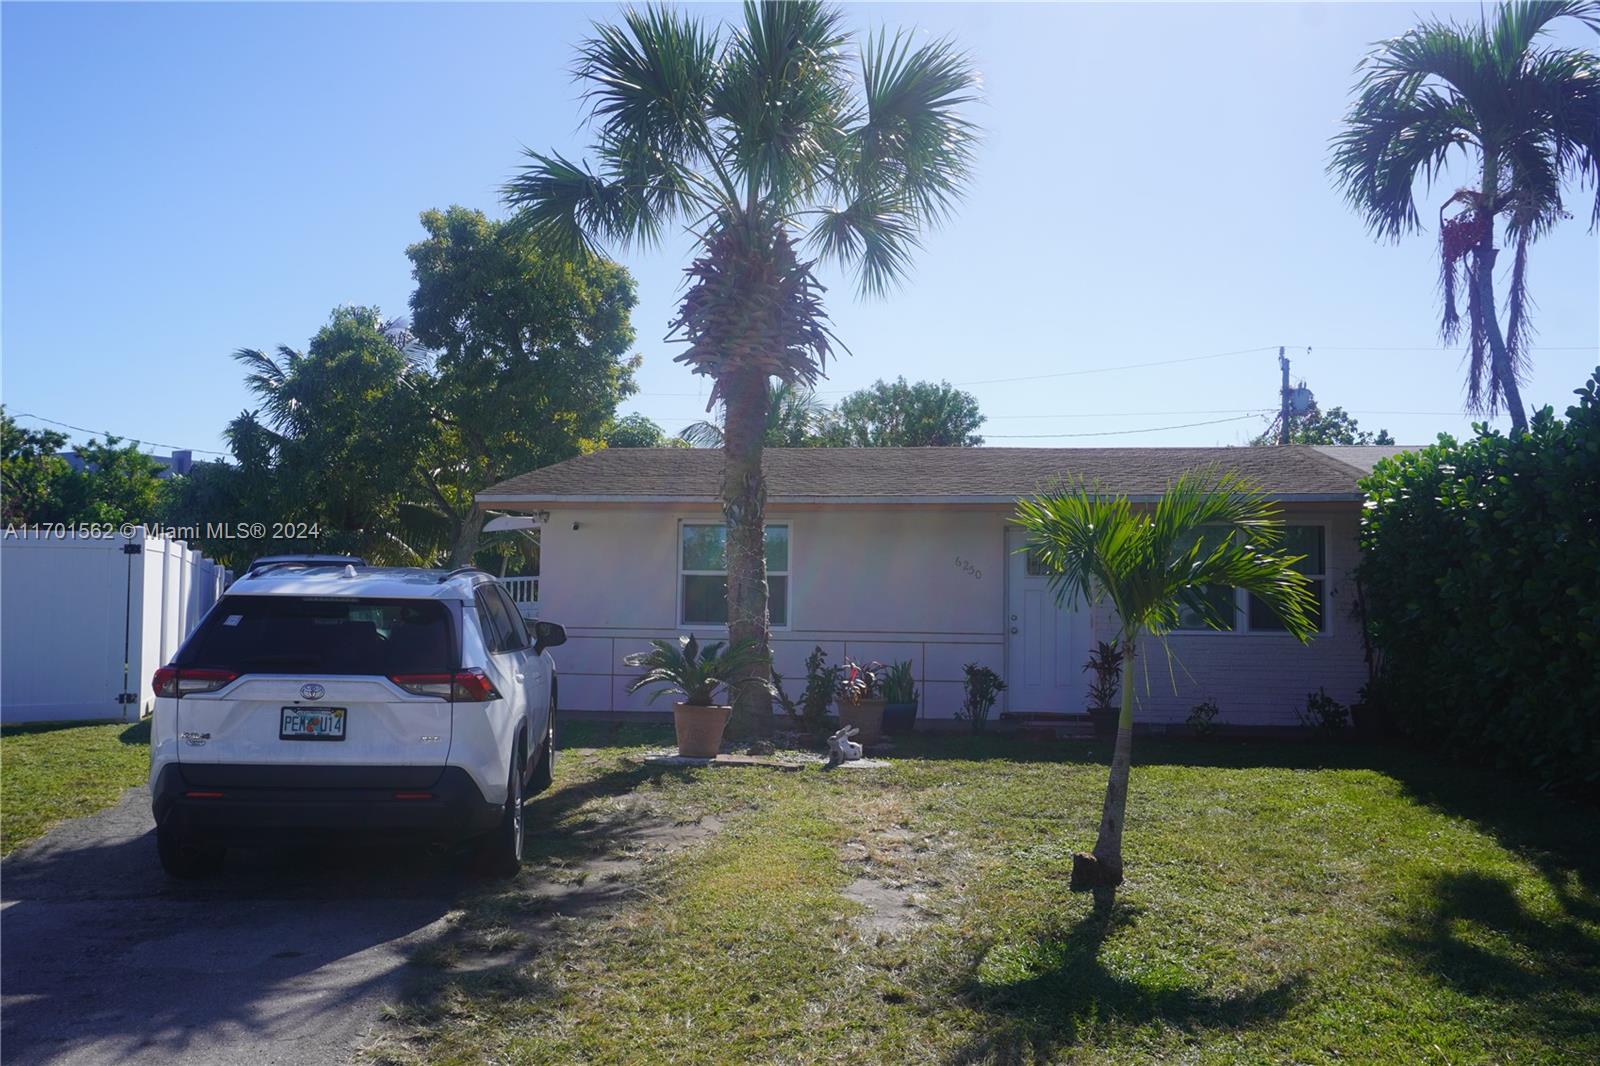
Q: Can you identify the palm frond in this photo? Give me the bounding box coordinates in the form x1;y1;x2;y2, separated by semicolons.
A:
1330;84;1476;240
677;419;725;447
716;0;852;208
502;151;648;258
848;30;980;227
805;194;920;297
1014;467;1316;645
1493;1;1600;74
576;5;720;167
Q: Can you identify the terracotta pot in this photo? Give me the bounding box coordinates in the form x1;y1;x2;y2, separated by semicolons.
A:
838;698;886;746
673;702;731;758
882;701;918;734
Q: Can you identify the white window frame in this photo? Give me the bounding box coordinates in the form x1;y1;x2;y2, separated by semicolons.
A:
1171;521;1330;637
676;519;791;631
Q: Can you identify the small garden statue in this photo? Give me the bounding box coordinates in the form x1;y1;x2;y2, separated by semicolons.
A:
825;724;863;768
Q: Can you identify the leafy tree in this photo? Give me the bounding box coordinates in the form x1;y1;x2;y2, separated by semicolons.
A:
606;413;681;448
505;2;979;733
1251;404;1396;446
1330;0;1600;433
1;409;71;523
678;381;830;447
407;206;640;561
1014;469;1317;905
231;306;432;563
51;437;169;527
823;377;984;446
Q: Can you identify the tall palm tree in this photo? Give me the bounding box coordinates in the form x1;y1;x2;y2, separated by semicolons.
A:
1014;467;1318;906
1330;0;1600;433
505;1;978;733
678;379;831;447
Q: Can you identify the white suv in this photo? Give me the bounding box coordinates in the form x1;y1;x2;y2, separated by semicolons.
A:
147;558;563;879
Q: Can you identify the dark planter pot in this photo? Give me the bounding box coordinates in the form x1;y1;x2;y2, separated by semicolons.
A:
1087;707;1119;741
1350;701;1381;743
882;701;918;734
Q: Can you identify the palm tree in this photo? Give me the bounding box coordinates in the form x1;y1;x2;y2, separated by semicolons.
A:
1330;0;1600;433
678;379;831;447
505;1;978;733
1014;467;1318;906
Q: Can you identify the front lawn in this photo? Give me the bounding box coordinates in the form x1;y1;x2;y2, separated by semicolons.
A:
369;726;1600;1064
0;719;150;856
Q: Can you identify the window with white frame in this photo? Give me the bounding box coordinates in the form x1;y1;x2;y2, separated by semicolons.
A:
679;523;789;627
1173;525;1326;634
1247;525;1325;632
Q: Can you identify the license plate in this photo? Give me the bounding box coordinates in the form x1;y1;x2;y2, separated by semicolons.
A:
280;706;347;741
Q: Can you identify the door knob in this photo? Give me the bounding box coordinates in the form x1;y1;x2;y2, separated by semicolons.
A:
1009;626;1019;634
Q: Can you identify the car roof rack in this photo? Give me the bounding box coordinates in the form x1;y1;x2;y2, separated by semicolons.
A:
438;565;492;584
246;554;368;576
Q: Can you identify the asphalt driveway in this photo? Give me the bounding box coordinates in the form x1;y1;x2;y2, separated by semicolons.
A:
0;786;467;1066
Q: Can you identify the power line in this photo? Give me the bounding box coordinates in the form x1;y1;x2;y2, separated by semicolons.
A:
625;343;1600;399
983;413;1270;439
7;412;230;456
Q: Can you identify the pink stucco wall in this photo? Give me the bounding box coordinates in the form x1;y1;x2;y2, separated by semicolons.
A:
535;502;1367;729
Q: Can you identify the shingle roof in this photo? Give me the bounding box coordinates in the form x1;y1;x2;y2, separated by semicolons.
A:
479;446;1380;504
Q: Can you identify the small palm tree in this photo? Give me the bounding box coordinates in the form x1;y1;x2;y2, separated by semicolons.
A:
505;1;978;734
678;380;831;448
1014;467;1318;905
1330;0;1600;433
624;634;770;706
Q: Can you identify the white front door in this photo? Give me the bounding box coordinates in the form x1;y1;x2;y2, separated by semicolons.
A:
1005;528;1093;713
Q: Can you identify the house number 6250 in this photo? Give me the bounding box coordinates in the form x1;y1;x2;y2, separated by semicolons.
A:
954;555;982;580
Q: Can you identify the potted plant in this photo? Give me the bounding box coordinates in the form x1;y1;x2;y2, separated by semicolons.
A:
773;646;843;741
624;635;767;758
1083;640;1124;741
881;660;919;734
835;658;887;745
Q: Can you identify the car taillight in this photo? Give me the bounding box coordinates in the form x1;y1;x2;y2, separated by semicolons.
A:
389;669;501;702
152;666;238;698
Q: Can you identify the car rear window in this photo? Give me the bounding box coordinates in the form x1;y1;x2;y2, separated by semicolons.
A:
177;595;456;676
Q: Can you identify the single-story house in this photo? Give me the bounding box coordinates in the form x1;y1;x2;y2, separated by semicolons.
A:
478;446;1404;729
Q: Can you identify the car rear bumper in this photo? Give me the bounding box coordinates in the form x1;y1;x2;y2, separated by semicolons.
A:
152;763;502;844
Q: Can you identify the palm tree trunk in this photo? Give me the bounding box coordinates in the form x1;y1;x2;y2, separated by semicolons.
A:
1476;156;1528;434
721;367;773;738
1072;636;1135;905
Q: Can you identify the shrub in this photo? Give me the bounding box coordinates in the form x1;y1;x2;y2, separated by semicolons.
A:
1359;368;1600;793
1300;688;1349;736
958;663;1006;734
1083;640;1124;711
1187;698;1221;737
772;646;841;738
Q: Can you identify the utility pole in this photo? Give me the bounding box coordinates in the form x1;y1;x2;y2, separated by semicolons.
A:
1278;346;1291;445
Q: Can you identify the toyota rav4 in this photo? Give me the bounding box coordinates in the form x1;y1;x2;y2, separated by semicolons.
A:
147;558;563;878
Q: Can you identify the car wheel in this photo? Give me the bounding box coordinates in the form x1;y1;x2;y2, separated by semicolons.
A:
477;745;524;878
156;824;224;880
530;704;555;795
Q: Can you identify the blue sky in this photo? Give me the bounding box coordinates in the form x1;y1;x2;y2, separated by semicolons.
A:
4;2;1597;458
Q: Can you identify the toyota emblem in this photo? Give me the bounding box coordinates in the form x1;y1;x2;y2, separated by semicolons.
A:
300;683;326;701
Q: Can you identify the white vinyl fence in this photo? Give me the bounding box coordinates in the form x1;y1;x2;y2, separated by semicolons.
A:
0;529;231;724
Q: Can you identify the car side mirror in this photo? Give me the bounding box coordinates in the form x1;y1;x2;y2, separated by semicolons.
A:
532;620;567;655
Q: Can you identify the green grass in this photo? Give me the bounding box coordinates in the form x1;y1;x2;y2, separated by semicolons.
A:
0;719;150;856
369;725;1600;1065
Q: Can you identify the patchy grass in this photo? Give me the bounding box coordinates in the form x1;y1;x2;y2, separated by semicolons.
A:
0;719;150;856
369;724;1600;1065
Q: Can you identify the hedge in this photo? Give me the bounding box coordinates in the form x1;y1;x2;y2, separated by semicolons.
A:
1358;368;1600;794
